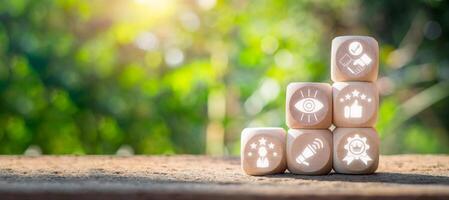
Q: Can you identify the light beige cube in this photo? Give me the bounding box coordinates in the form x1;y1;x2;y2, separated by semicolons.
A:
333;128;379;174
286;129;332;175
333;82;378;127
331;36;379;82
286;83;332;129
241;127;287;176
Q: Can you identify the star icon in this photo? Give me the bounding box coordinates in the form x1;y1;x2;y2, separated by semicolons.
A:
259;137;267;146
345;94;351;100
360;94;367;100
250;143;257;149
352;90;360;97
268;143;275;149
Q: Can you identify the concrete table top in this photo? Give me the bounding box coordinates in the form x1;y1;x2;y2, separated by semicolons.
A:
0;155;448;199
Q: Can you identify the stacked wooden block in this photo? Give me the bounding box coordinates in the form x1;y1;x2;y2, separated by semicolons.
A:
241;36;379;175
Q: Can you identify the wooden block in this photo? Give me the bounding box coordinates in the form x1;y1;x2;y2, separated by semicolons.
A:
331;36;379;82
286;129;332;175
286;83;332;129
241;127;287;176
333;128;379;174
333;82;378;127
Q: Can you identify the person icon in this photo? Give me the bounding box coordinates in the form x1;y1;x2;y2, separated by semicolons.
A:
256;146;269;168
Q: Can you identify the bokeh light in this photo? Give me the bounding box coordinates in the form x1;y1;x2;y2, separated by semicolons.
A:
0;0;448;155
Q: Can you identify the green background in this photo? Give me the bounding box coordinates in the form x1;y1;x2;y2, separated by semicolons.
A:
0;0;448;155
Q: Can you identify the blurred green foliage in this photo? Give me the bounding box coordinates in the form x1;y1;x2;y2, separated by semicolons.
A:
0;0;448;155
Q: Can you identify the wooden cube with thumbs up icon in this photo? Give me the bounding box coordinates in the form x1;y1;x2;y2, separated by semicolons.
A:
332;82;378;127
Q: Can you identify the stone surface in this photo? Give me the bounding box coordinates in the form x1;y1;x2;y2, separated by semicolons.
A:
333;82;378;127
333;128;379;174
286;129;333;175
331;35;379;82
286;82;332;129
0;155;449;199
241;128;287;175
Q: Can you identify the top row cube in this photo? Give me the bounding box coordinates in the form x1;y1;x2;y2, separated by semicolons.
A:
331;36;378;82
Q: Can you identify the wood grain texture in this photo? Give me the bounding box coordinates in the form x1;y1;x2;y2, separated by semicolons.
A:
0;155;448;200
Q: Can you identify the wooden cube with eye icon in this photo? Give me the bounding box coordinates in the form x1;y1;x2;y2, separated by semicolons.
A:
286;83;332;129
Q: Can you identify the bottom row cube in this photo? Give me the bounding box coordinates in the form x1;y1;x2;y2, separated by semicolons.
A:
333;127;379;174
287;129;332;175
241;127;379;175
241;127;287;176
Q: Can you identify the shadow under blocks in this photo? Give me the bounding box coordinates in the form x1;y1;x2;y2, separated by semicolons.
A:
266;172;449;186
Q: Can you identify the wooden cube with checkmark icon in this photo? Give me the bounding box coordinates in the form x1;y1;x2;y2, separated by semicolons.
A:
331;36;378;82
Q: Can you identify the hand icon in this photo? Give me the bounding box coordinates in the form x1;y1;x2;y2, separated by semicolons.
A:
353;54;372;67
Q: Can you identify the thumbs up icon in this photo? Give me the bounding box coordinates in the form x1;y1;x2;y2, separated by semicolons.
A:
344;100;362;119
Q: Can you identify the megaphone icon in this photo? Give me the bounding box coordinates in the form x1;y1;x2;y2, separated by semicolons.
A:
296;138;324;166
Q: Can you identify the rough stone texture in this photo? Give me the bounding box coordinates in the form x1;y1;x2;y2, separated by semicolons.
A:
0;155;448;200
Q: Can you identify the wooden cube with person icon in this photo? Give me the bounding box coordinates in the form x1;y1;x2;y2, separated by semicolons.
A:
241;127;287;176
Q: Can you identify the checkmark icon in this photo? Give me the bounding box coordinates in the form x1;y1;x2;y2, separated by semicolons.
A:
348;41;363;56
350;44;360;54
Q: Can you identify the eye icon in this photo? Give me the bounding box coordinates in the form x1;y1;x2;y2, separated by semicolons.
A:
295;98;324;114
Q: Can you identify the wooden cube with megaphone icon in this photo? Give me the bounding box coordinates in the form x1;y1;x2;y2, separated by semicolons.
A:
286;129;333;175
